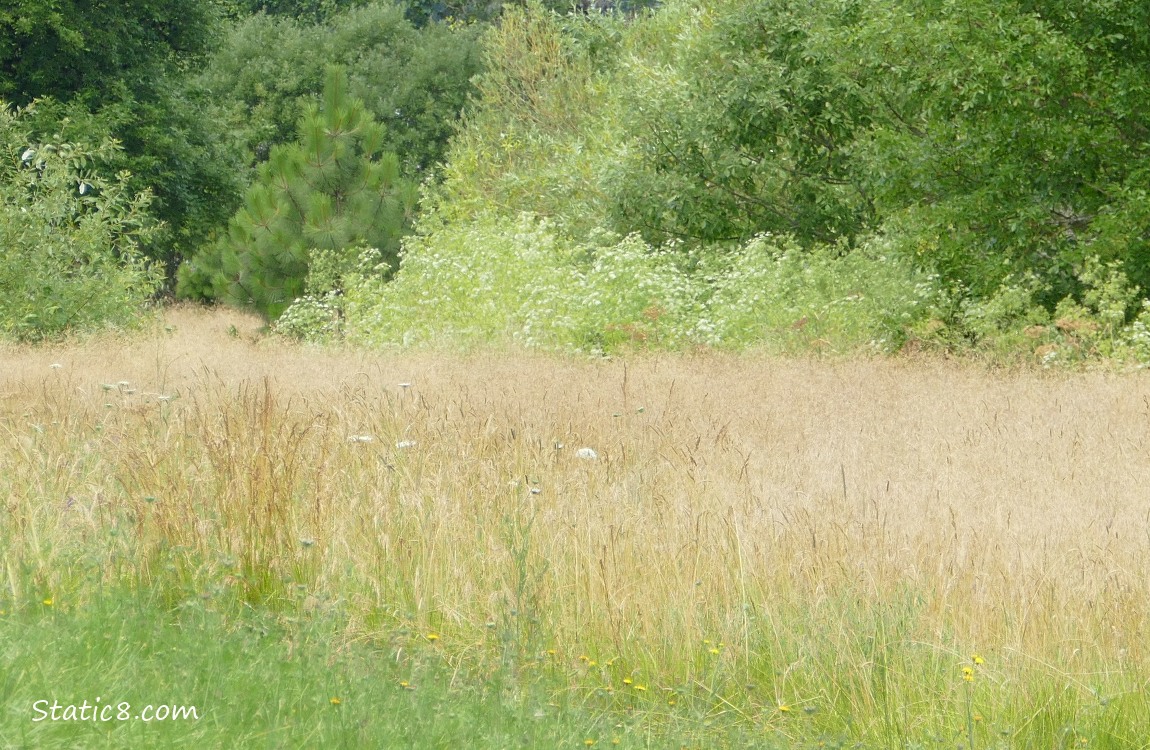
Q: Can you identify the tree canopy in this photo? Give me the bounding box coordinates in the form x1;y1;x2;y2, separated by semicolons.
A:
9;0;1150;361
1;0;241;278
0;0;221;105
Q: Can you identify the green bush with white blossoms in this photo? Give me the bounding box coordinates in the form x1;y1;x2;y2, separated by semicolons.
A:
342;213;701;351
333;213;941;353
703;233;944;353
273;245;390;343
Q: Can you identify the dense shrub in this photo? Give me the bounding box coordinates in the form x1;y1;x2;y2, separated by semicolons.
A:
344;215;666;350
427;5;624;234
603;0;873;247
0;104;162;341
702;233;943;353
224;0;372;19
339;214;939;353
10;0;1148;363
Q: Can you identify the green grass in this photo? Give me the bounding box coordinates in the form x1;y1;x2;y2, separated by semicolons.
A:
0;587;787;749
4;582;1144;749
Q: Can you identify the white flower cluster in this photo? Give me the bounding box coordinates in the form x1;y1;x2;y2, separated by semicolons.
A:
325;213;942;354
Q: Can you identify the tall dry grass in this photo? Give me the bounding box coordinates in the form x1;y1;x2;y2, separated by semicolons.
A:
3;305;1150;741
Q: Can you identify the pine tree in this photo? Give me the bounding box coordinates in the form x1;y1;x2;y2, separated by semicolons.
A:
184;66;416;320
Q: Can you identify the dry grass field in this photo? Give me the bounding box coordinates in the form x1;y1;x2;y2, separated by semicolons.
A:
3;305;1150;746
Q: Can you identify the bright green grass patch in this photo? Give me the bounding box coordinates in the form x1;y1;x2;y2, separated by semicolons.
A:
0;588;782;749
2;583;1145;749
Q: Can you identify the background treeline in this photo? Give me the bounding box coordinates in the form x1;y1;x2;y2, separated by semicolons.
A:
5;0;1150;364
1;0;485;320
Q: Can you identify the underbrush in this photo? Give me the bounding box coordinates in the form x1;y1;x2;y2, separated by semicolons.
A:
281;213;941;356
278;213;1150;370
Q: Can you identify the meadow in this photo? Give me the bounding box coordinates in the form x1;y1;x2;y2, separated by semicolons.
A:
2;305;1150;748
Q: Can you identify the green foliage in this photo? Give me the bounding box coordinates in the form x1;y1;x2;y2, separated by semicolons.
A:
947;274;1054;360
1028;257;1149;367
829;0;1137;301
0;0;219;106
223;0;372;19
606;0;874;246
341;213;937;353
273;245;386;341
0;0;242;277
420;0;1150;358
193;2;483;179
429;4;625;234
344;214;588;348
403;0;641;27
704;233;942;353
10;0;1149;359
0;103;162;341
181;67;416;320
608;0;1150;299
22;93;246;283
343;214;701;350
909;256;1150;367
